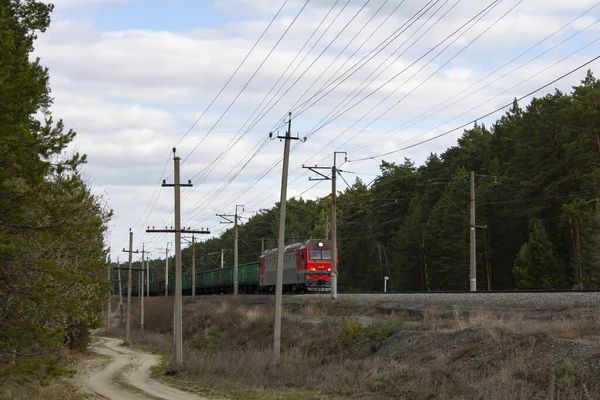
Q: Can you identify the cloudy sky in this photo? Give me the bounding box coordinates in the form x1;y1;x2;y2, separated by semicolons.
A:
34;0;600;261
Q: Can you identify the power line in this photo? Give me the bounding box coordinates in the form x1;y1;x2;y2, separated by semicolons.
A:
301;0;510;145
347;3;600;154
173;0;290;151
131;1;290;246
137;1;312;242
353;53;600;161
181;0;349;218
184;0;311;171
261;0;504;198
201;0;448;219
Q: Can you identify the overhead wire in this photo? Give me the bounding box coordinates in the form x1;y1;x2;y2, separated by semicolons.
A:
173;0;290;152
181;0;350;218
293;0;462;168
171;0;315;232
351;52;600;162
288;0;441;117
185;0;312;174
237;0;393;145
300;0;510;145
347;3;600;153
213;0;448;216
247;0;504;207
238;2;597;221
188;0;409;224
138;1;312;242
149;3;600;246
130;0;290;247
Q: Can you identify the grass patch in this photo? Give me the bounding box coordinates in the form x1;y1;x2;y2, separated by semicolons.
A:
116;297;600;399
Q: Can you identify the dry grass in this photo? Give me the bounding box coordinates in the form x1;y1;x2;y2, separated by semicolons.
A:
469;310;600;340
108;297;600;399
0;380;85;400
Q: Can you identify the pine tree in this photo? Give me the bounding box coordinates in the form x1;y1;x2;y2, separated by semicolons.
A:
513;221;566;289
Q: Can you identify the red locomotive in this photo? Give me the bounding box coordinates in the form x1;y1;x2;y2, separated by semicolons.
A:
259;239;334;293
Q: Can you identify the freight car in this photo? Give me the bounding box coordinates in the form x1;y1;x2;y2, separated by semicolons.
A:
125;239;334;296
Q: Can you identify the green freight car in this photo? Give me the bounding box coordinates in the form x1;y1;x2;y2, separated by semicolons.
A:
160;261;259;296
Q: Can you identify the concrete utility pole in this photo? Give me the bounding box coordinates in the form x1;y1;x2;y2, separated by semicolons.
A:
117;256;123;307
164;243;171;296
272;112;301;364
467;172;496;292
470;171;476;292
146;148;210;367
140;244;145;298
216;205;243;296
192;235;196;296
146;252;150;297
122;230;139;343
302;151;347;300
221;249;224;269
141;246;145;331
107;254;111;335
261;237;265;254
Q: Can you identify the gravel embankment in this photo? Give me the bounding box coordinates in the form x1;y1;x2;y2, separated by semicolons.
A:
296;292;600;308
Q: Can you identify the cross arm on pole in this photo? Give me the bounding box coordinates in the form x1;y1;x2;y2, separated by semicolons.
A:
113;267;146;271
146;227;211;234
302;165;331;181
122;248;140;254
216;214;235;224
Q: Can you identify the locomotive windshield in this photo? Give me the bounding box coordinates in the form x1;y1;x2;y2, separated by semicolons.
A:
309;250;332;260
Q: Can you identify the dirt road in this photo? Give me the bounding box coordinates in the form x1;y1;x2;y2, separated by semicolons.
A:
77;336;210;400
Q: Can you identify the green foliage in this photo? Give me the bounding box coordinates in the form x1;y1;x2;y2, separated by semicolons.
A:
0;0;111;386
338;317;365;347
337;317;396;350
191;327;221;358
513;221;566;289
169;71;600;293
555;359;581;386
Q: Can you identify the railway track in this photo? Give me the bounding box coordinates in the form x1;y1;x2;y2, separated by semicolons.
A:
290;290;600;307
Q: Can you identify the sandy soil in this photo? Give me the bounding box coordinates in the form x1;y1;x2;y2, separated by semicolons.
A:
77;336;209;400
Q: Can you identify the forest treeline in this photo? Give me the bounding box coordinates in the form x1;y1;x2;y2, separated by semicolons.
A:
0;0;111;387
128;71;599;293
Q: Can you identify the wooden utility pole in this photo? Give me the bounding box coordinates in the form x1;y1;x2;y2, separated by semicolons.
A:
302;151;346;300
122;230;139;343
272;112;301;364
146;148;210;367
216;205;243;296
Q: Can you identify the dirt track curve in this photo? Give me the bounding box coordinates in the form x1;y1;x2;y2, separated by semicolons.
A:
77;336;209;400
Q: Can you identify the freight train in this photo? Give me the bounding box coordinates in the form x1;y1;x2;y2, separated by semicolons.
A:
123;239;334;296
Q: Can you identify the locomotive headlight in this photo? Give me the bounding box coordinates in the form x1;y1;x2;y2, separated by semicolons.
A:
318;241;323;247
328;267;331;271
310;267;316;271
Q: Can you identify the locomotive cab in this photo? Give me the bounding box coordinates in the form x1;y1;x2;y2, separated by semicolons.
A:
259;238;335;293
301;239;334;292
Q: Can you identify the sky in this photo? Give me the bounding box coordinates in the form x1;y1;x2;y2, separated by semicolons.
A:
33;0;600;261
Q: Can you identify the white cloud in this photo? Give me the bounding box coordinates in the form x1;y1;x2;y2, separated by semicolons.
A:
29;0;600;255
